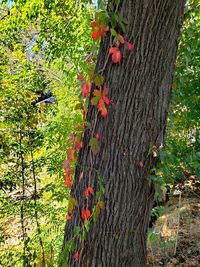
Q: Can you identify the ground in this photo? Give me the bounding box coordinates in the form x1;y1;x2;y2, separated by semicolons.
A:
147;177;200;267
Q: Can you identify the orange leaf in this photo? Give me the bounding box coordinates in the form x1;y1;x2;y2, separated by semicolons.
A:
90;21;98;27
101;107;108;117
66;214;71;221
93;89;101;96
92;29;101;40
92;26;106;40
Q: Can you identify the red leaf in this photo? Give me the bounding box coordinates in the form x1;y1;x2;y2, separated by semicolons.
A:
68;149;75;161
85;190;89;199
102;87;109;96
75;141;83;150
102;96;110;105
95;133;100;139
85;186;94;199
90;21;98;27
92;29;101;40
82;83;91;98
65;176;72;188
81;208;91;222
73;251;79;260
88;186;94;195
90;17;107;41
65;168;72;176
97;98;105;110
127;42;134;50
101;107;108;117
109;47;119;54
109;47;121;63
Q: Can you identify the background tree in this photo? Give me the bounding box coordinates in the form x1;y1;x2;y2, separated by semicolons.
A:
62;1;186;266
0;1;93;266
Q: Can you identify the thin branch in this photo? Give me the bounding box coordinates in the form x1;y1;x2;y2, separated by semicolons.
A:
29;135;46;266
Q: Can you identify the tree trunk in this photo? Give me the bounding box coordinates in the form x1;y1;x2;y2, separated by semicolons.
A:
62;0;185;266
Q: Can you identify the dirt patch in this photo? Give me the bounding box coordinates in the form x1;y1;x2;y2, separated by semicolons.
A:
147;196;200;267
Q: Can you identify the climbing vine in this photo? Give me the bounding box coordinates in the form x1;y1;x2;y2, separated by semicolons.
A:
62;0;134;263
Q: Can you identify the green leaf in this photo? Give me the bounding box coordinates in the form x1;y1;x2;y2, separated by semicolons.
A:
91;96;100;106
74;103;82;110
73;226;81;235
66;240;75;252
89;137;100;155
94;74;104;86
93;205;100;223
110;28;117;37
84;220;90;232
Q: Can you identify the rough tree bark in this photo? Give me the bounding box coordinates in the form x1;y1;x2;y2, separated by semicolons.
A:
62;0;185;266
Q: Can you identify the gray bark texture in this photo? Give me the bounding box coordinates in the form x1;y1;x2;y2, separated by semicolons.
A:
62;0;185;266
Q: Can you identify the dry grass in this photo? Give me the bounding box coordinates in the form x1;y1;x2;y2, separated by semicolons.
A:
147;196;200;266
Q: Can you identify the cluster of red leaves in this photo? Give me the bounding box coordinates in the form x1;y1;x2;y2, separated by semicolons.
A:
81;208;91;222
91;87;110;117
64;11;135;264
84;186;94;199
90;20;108;40
109;32;134;64
109;47;121;63
64;133;83;189
82;82;91;98
73;251;79;261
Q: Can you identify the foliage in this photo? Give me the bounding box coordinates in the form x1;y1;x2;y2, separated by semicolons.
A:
0;0;199;266
0;0;94;266
154;0;200;192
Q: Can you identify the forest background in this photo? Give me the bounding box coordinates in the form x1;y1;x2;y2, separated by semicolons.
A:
0;0;199;266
